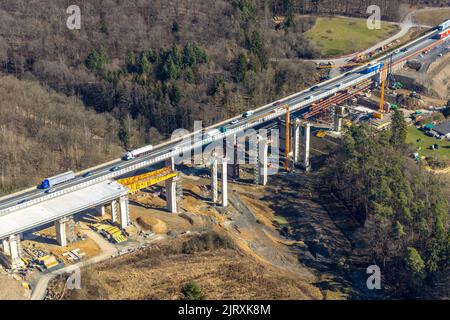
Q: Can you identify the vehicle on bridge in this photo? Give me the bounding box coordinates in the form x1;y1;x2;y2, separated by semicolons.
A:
203;128;221;140
437;19;450;31
123;145;153;160
40;171;75;189
360;62;384;74
243;110;255;118
436;29;450;39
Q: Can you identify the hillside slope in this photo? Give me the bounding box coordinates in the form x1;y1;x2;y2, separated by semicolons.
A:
0;75;123;195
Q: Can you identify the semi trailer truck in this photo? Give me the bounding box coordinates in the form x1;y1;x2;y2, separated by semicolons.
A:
40;171;75;189
123;145;153;160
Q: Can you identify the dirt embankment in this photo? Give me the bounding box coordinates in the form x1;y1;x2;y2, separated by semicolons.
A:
52;231;321;300
394;52;450;100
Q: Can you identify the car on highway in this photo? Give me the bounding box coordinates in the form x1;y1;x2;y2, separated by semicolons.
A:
400;48;408;53
18;199;28;205
243;110;255;118
336;83;342;88
273;101;282;107
45;188;56;194
230;119;239;125
110;166;120;172
82;171;93;178
310;85;320;91
304;95;314;100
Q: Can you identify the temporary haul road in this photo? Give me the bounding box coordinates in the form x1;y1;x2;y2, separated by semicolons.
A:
0;27;447;218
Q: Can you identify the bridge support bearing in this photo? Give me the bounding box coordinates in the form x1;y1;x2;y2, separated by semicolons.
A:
8;235;24;269
119;195;130;229
303;122;311;172
211;158;218;203
55;218;68;247
221;158;228;208
111;199;119;224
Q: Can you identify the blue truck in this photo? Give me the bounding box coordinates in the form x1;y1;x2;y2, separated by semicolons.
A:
360;63;384;74
40;171;75;189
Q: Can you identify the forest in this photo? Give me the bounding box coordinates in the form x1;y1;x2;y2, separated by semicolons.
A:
324;112;449;298
0;0;446;148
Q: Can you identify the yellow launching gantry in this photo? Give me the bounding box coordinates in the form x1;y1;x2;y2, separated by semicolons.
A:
117;166;177;193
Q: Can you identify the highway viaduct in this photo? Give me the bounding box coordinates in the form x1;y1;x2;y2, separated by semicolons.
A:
0;27;447;269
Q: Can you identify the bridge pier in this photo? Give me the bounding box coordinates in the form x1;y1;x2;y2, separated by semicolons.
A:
334;106;344;132
55;217;68;247
8;235;24;269
258;136;268;186
119;195;130;228
226;134;239;180
111;199;119;223
2;239;11;256
303;122;311;172
211;157;218;203
221;158;228;208
293;119;301;165
95;204;105;217
165;157;178;213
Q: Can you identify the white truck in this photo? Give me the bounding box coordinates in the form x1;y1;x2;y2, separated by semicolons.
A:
203;128;221;140
123;145;153;160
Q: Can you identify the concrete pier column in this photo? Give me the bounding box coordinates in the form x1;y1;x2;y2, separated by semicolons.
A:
55;218;68;247
165;178;177;213
303;122;311;172
111;199;119;224
334;106;344;132
211;157;218;203
165;157;177;213
226;134;239;180
119;195;130;228
67;216;76;244
258;138;268;186
293;119;301;164
2;239;10;256
166;156;175;171
95;205;105;217
221;158;228;208
8;235;24;269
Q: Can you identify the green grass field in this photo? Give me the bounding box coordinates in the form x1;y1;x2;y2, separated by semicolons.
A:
406;126;450;160
304;17;399;57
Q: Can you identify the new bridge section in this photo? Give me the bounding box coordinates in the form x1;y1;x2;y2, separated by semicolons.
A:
0;181;129;269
